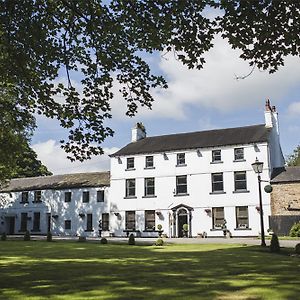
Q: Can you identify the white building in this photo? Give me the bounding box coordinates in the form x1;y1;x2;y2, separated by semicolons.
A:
0;101;285;238
0;172;110;237
109;100;284;237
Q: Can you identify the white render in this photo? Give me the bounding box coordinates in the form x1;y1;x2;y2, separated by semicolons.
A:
0;101;285;238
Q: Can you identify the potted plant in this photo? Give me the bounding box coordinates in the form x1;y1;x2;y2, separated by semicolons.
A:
221;219;227;237
157;224;163;237
182;224;189;237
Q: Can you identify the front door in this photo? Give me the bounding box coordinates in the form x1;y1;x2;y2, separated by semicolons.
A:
177;212;188;237
7;217;15;234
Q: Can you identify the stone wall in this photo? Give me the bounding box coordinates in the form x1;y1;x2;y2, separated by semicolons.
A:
271;182;300;215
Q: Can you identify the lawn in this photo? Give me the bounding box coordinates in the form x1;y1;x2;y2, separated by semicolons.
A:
0;241;299;299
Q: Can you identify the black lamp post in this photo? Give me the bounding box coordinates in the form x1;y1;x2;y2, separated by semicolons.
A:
251;158;266;247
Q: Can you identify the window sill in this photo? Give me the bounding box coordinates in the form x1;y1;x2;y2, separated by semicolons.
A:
234;227;252;231
97;201;105;203
144;167;155;170
210;228;223;231
233;159;246;162
176;164;187;167
143;229;158;232
20;202;29;204
124;196;137;199
209;191;226;195
125;168;136;171
84;229;94;232
210;161;223;164
142;195;157;198
32;229;41;232
82;202;90;204
32;201;42;204
64;201;71;203
233;190;250;194
174;193;189;197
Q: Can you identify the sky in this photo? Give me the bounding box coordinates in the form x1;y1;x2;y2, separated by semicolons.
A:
31;36;300;175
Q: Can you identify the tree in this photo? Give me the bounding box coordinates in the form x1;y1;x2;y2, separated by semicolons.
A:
1;1;300;162
286;145;300;166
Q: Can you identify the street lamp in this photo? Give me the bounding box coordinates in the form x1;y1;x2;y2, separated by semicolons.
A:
251;158;266;247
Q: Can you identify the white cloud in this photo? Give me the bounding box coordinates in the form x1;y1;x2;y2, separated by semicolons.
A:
32;140;118;175
110;36;300;120
287;102;300;116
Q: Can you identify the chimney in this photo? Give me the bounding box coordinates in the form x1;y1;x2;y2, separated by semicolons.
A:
264;99;273;128
131;122;146;142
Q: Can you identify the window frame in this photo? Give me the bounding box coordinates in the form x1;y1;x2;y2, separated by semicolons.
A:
125;179;136;197
21;191;29;203
34;191;42;203
212;207;224;229
97;190;105;202
176;175;188;195
125;211;136;230
102;213;109;231
234;171;247;191
65;220;71;230
86;213;93;231
144;177;155;196
145;156;154;168
126;157;135;170
64;191;72;203
32;212;40;231
177;153;186;166
82;191;90;203
211;173;224;193
234;147;244;161
145;210;155;231
20;212;27;232
236;206;249;229
212;150;222;162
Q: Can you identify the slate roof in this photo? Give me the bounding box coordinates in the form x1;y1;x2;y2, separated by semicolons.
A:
112;124;270;157
0;172;110;192
271;167;300;183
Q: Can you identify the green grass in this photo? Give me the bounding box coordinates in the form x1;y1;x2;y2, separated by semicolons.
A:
0;241;299;299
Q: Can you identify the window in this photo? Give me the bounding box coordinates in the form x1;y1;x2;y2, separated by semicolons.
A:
234;148;244;161
20;213;27;232
86;214;93;231
97;190;104;202
32;212;40;231
145;156;154;168
236;206;249;228
212;150;222;162
212;207;224;229
65;220;71;230
21;192;29;203
127;157;134;170
234;171;247;191
64;192;71;202
125;179;136;197
83;191;90;203
211;173;224;192
144;178;155;196
34;191;42;203
176;175;187;195
177;153;186;166
125;211;135;230
102;213;109;231
145;210;155;230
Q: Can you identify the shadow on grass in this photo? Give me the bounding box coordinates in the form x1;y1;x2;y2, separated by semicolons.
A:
0;241;299;299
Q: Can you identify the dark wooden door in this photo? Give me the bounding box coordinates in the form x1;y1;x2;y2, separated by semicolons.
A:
178;214;187;237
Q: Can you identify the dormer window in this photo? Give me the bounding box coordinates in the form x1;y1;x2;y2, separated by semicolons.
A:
177;153;186;166
212;150;222;163
234;148;244;161
126;157;135;170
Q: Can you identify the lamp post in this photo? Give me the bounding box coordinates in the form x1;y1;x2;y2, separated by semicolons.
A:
251;158;266;247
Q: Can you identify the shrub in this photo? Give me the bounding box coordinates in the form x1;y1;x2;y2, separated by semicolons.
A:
182;224;188;232
78;236;86;242
47;231;52;242
157;224;162;231
24;230;31;241
270;233;280;253
100;237;108;244
128;233;135;245
295;243;300;254
155;238;164;246
290;222;300;237
1;232;7;241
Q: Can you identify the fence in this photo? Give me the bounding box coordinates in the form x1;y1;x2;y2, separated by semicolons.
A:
269;215;300;236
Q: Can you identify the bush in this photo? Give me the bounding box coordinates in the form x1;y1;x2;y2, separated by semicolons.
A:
47;231;52;242
182;224;188;232
155;238;164;246
295;243;300;254
128;233;135;245
157;224;162;231
270;233;280;253
78;236;86;242
1;232;7;241
290;222;300;237
24;230;31;241
100;237;108;244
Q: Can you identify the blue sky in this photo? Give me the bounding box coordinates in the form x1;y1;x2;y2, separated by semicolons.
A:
31;37;300;174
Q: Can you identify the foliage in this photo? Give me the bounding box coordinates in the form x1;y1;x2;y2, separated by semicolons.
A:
286;145;300;166
78;236;86;242
1;1;299;162
290;222;300;237
24;230;31;241
182;224;188;232
157;224;162;231
128;233;135;245
100;237;108;244
1;232;7;241
270;234;280;253
155;238;164;246
295;243;300;255
47;231;52;242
